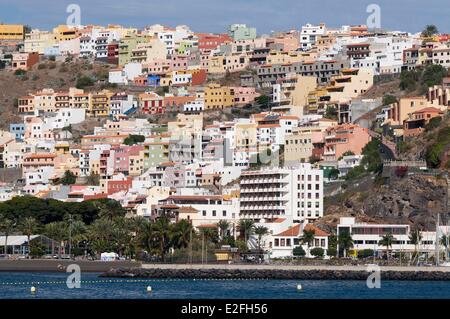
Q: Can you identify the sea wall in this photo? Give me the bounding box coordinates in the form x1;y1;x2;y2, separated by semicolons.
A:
101;266;450;281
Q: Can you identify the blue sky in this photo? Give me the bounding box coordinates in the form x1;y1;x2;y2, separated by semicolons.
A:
0;0;448;34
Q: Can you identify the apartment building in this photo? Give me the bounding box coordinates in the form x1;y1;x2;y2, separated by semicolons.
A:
300;23;327;50
284;118;337;165
228;24;256;41
323;124;371;161
204;83;234;110
0;24;24;41
239;165;323;223
257;59;349;88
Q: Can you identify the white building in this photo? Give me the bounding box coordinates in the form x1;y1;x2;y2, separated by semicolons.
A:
239;164;323;222
300;23;327;50
337;217;450;256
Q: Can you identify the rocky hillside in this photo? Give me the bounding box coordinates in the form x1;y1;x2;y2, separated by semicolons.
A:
0;58;112;129
321;173;449;232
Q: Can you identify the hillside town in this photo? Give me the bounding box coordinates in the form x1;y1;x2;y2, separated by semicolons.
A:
0;21;449;264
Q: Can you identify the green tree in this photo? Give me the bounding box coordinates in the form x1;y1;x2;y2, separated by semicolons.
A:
43;222;66;257
217;220;230;240
409;228;422;261
293;246;306;257
124;135;146;146
152;216;172;261
254;226;269;251
237;219;255;249
171;219;193;250
76;75;95;89
20;217;40;258
382;95;398;106
300;229;315;257
338;231;354;258
90;198;126;221
310;247;324;258
379;233;395;263
57;170;77;185
0;218;15;255
254;95;270;109
422;25;439;38
327;234;338;257
324;105;338;121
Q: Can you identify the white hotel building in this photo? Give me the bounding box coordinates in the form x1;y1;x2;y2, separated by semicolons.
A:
239;164;323;223
337;217;450;256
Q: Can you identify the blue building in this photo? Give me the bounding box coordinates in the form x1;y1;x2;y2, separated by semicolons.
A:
148;74;161;87
10;123;25;141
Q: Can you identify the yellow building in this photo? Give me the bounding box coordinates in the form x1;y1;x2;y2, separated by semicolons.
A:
129;150;145;176
89;90;113;117
204;83;234;110
0;24;24;41
53;25;78;42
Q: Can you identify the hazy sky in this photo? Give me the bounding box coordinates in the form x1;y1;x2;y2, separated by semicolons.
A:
0;0;448;34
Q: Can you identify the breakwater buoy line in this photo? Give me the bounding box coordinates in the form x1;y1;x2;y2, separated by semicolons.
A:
0;277;276;286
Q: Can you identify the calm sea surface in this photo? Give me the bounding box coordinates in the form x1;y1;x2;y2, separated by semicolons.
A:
0;272;449;299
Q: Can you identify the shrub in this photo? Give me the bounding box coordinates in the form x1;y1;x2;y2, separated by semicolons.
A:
357;249;375;259
76;76;95;89
327;248;337;258
310;247;324;258
14;69;26;76
424;116;442;132
382;94;398;106
37;63;47;70
293;246;306;257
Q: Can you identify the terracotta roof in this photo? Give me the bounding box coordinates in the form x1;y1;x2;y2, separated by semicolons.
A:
177;206;199;213
411;107;444;114
274;224;300;237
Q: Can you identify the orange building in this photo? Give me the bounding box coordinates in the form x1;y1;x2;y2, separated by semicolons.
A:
404;107;444;137
323;124;371;161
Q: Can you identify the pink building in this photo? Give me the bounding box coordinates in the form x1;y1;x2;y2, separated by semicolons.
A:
323;124;371;161
170;55;189;71
231;87;260;106
112;145;144;174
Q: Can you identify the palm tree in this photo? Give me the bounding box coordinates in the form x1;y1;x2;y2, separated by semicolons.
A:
238;219;255;249
171;219;193;249
0;218;15;255
379;233;394;263
152;216;172;261
409;229;422;263
87;218;115;258
217;220;230;240
300;229;315;257
338;231;354;258
254;226;269;251
199;226;218;264
20;217;39;258
43;222;66;257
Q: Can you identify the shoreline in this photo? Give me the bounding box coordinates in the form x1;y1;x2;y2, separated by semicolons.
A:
1;260;450;280
101;263;450;281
